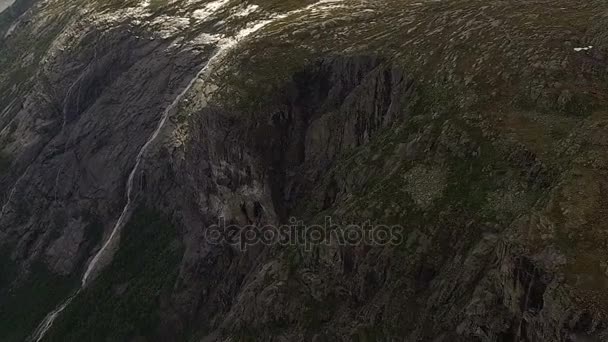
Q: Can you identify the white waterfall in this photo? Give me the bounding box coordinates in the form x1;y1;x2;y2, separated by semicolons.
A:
29;290;81;342
27;14;286;342
80;18;278;287
26;0;349;338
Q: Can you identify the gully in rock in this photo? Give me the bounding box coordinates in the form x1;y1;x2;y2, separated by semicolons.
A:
0;47;100;218
27;15;291;342
29;290;81;342
53;40;100;202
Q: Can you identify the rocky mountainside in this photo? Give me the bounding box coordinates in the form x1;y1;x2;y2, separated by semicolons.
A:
1;0;608;341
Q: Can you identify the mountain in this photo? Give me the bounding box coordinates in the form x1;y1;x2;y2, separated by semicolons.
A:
1;0;608;341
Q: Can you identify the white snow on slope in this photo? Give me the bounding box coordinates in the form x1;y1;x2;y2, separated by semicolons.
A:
192;0;230;19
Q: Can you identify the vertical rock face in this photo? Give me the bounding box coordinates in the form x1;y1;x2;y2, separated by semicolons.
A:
0;0;16;13
144;56;417;339
1;0;608;341
0;30;208;275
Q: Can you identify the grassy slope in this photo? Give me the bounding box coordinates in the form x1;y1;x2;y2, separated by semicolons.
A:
0;0;607;339
214;0;607;113
43;209;183;342
208;0;608;324
0;257;76;342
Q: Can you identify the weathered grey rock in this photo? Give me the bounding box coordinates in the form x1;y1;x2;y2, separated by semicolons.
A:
2;0;608;341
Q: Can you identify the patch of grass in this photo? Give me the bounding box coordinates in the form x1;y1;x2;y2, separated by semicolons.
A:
0;151;11;176
149;0;169;11
352;326;389;342
212;34;317;112
44;208;183;342
247;0;316;12
0;0;37;34
0;248;17;294
0;261;77;342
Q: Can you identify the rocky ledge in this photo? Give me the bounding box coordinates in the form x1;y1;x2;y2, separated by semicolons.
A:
1;0;608;341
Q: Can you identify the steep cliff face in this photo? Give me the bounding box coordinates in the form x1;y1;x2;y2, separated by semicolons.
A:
1;0;608;341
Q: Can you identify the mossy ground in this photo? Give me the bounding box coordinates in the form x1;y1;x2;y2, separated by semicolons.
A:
0;150;11;175
43;208;183;341
206;0;608;320
0;259;77;342
1;0;608;338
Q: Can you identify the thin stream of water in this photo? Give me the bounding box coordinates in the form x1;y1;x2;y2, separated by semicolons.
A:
27;1;347;339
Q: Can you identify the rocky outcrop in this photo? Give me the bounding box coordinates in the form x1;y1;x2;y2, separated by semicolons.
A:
1;0;608;341
130;55;416;338
0;16;213;265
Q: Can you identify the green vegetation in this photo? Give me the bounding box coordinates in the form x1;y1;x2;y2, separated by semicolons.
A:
0;0;605;338
288;80;545;268
217;41;315;112
247;0;316;12
0;151;11;175
149;0;169;11
0;0;37;34
0;249;17;294
0;260;77;342
352;326;389;342
44;208;183;342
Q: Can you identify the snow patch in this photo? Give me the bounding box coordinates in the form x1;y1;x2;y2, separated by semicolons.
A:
191;32;222;45
232;4;259;18
192;0;230;20
150;15;191;38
